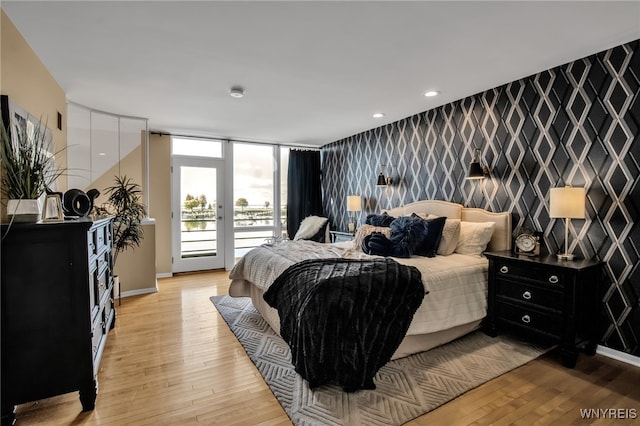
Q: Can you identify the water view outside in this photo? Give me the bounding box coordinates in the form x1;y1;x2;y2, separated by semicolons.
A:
175;139;290;264
181;203;286;259
179;164;218;261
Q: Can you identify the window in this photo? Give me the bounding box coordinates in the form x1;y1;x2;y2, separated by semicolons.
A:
233;143;277;258
170;136;292;266
172;137;222;158
280;147;289;234
231;143;292;259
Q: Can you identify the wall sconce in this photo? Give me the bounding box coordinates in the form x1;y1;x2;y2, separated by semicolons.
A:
549;186;585;260
346;195;362;233
467;148;490;179
376;165;392;186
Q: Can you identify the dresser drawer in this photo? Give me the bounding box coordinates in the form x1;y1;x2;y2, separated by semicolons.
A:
89;270;99;319
495;301;562;339
494;261;565;288
91;308;106;362
87;229;98;258
98;249;110;276
89;260;111;313
495;279;563;312
96;223;111;254
104;294;114;328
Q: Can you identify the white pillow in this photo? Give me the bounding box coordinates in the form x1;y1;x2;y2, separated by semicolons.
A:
425;215;461;256
293;216;329;241
455;221;496;255
438;218;461;255
353;224;391;251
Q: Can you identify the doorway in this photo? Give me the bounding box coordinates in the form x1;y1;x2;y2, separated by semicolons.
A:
171;156;225;272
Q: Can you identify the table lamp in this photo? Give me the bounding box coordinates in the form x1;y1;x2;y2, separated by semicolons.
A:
549;186;585;260
346;195;361;233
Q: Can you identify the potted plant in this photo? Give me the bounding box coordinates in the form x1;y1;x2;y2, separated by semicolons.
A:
1;118;65;222
103;175;146;304
104;175;147;268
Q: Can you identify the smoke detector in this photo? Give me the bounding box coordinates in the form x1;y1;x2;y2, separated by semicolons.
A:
229;86;245;98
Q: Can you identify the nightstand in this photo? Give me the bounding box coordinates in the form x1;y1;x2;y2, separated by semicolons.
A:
484;250;603;368
330;231;354;243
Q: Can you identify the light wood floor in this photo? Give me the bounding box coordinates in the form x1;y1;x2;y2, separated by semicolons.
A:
14;270;639;425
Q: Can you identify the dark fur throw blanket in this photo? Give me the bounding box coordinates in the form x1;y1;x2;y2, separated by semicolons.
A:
263;257;425;392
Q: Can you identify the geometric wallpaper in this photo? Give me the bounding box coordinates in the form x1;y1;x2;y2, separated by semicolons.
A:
321;39;640;356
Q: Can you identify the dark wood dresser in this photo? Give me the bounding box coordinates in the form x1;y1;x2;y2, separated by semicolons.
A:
1;217;115;425
484;250;603;368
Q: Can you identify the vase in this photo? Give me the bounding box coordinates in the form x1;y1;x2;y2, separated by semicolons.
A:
7;199;41;223
113;275;121;305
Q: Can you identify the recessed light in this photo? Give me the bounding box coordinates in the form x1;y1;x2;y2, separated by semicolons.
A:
229;86;244;98
373;113;385;118
98;152;106;156
424;90;439;97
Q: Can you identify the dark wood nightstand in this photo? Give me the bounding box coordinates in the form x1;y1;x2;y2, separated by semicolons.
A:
330;230;355;243
484;250;603;368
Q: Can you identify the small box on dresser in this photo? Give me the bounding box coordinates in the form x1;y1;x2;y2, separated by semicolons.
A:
1;217;115;425
484;250;603;368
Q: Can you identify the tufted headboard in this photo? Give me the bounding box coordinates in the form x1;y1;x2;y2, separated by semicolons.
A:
383;200;512;252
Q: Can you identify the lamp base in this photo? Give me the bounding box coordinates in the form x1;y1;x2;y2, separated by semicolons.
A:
556;252;575;261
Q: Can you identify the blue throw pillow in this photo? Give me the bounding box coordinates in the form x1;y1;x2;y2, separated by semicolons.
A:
365;212;395;227
361;232;394;256
389;216;429;258
412;215;446;257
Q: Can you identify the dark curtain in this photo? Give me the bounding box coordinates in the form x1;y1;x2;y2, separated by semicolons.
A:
287;149;322;239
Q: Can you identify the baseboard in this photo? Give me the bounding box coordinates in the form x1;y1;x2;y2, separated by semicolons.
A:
596;345;640;367
119;287;158;298
156;272;173;279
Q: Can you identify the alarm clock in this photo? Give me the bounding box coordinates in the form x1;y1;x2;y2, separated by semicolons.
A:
514;228;540;256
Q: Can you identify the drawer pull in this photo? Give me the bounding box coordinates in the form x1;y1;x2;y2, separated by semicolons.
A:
521;314;531;324
522;291;532;300
548;275;559;284
499;266;509;273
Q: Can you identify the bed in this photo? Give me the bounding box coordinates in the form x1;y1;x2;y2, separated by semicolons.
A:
229;200;512;362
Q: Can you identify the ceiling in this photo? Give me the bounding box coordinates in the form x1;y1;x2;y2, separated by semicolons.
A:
3;1;640;147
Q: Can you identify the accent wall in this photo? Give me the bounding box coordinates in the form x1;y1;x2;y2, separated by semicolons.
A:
321;40;640;356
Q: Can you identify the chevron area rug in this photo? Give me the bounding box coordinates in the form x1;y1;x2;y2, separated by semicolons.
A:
211;295;550;426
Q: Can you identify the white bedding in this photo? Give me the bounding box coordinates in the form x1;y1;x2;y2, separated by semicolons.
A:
228;240;488;337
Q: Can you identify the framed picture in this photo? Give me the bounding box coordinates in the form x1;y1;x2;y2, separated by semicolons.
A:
1;95;57;193
1;95;54;152
42;193;64;222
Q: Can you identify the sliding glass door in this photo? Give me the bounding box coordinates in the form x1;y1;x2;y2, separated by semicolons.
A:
170;137;292;270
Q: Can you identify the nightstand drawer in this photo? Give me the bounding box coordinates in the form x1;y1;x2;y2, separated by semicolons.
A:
330;231;354;243
485;250;604;368
495;279;563;312
495;261;565;288
495;301;562;339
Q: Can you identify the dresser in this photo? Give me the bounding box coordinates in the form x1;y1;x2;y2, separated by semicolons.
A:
1;218;115;425
484;251;603;368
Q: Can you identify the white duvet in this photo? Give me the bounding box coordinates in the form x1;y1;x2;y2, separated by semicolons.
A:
228;240;488;337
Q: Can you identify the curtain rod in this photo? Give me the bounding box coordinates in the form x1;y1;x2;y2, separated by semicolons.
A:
149;131;320;150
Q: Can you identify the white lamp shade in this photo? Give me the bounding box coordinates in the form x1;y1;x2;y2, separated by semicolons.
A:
347;195;361;212
549;187;585;219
